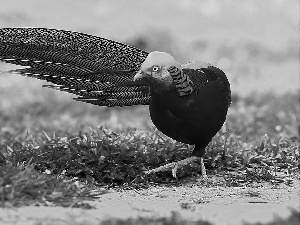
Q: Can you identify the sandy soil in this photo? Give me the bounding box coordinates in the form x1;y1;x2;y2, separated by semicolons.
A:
0;179;299;225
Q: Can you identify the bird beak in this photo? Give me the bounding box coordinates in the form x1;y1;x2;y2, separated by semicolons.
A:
133;70;146;81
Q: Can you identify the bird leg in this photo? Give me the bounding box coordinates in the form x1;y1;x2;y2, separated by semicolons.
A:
199;157;207;180
145;156;206;178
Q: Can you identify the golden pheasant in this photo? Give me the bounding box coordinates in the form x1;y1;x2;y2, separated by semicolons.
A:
0;28;231;178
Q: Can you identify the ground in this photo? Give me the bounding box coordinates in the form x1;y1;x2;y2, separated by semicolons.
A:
0;179;299;225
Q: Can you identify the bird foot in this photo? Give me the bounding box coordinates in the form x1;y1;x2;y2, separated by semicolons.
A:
197;174;208;183
145;156;200;178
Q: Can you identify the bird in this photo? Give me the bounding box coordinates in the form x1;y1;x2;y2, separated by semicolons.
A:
0;28;231;178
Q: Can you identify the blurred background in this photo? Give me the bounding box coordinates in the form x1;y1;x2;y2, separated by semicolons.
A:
0;0;299;132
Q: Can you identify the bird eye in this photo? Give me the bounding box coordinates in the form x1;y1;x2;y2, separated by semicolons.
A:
152;66;160;72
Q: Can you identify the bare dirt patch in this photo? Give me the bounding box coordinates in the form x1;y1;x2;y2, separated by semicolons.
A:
0;179;299;225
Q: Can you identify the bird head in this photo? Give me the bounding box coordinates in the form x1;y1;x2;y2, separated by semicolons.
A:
133;51;182;90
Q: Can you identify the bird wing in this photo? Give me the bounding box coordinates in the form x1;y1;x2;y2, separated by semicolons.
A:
0;28;151;106
182;61;231;107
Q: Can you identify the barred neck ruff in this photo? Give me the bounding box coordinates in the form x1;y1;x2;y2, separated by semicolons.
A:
167;66;193;96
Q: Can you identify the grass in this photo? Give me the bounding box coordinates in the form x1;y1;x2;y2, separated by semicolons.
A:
0;78;298;208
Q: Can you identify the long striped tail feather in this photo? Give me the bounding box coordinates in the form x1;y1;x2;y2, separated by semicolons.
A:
43;83;150;99
74;96;151;107
0;28;148;71
0;27;151;107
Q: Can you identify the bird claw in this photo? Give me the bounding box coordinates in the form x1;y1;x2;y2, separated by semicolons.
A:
144;162;177;175
145;162;179;178
145;156;200;178
197;173;208;185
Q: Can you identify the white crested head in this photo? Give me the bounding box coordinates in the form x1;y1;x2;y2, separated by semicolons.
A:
133;51;183;92
140;51;181;70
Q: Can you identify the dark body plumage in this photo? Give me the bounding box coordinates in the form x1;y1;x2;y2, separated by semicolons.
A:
0;28;231;176
150;67;230;158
